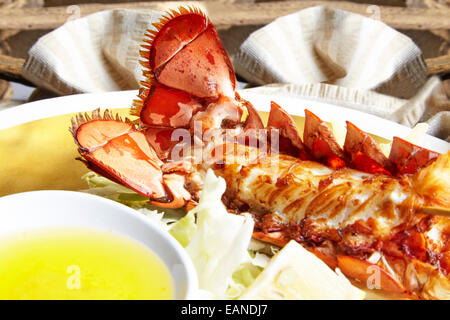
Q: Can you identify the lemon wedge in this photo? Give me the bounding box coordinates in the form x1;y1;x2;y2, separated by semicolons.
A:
239;240;365;300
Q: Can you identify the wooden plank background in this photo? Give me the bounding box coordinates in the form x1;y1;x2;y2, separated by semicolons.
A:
0;0;449;94
0;1;449;30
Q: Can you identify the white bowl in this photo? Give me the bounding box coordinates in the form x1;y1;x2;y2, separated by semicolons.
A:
0;190;197;300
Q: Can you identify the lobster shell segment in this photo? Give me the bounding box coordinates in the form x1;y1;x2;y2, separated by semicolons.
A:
303;109;345;168
236;98;267;149
155;25;236;98
144;127;179;161
268;101;309;159
389;136;440;174
242;97;264;131
148;9;209;71
140;83;202;127
344;121;392;175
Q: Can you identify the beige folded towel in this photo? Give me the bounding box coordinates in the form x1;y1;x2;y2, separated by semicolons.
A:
21;6;450;142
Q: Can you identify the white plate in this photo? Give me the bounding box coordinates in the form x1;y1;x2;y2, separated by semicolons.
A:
0;90;448;153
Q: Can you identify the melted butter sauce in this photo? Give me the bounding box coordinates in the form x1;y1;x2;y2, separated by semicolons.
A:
0;228;174;300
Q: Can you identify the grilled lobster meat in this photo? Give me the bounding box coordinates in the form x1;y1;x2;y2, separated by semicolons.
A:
70;7;450;299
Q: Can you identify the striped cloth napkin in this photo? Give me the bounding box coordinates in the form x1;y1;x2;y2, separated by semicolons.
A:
21;6;450;142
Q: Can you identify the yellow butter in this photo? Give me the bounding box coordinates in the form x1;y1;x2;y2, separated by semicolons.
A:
0;228;174;300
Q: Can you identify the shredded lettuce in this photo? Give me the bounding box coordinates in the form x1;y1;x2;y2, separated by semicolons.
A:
167;171;273;299
81;172;148;205
81;171;185;219
226;252;270;299
170;170;256;299
169;211;196;247
134;208;171;231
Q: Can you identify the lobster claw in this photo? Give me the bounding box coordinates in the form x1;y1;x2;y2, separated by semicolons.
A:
344;121;392;175
389;137;440;174
150;172;191;208
147;9;236;98
303;109;345;168
144;127;184;161
138;84;202;128
147;9;209;72
71;110;190;208
133;8;238;131
268;101;309;159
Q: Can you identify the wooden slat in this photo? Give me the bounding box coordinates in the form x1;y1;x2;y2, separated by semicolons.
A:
426;54;450;75
1;53;450;85
0;54;24;77
0;54;32;86
0;1;449;31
